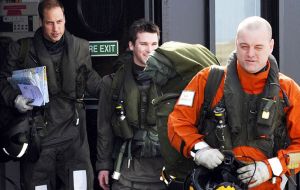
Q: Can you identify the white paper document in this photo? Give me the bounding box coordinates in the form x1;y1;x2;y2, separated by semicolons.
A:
8;66;49;106
18;84;44;106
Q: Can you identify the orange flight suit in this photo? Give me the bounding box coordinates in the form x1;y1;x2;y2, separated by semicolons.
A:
168;61;300;189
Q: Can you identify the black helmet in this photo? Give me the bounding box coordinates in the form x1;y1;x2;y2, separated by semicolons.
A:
184;151;248;190
0;115;31;159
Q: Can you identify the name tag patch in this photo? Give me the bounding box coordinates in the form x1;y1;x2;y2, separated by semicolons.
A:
177;90;195;107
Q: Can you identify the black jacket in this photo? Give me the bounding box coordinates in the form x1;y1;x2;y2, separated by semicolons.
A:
96;73;114;171
0;28;101;145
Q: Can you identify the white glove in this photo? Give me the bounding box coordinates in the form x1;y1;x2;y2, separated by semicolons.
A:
98;170;110;190
237;161;270;188
194;148;224;169
14;95;33;113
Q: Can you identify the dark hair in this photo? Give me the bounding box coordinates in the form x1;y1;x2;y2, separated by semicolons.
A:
38;0;64;21
128;19;160;44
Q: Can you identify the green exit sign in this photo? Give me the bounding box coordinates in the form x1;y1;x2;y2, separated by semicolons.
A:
89;41;119;57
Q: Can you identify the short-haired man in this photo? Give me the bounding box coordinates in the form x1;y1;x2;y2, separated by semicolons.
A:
0;0;101;189
168;16;300;189
96;19;166;190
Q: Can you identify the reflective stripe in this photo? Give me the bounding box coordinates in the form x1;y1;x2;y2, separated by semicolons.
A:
35;185;47;190
2;148;9;156
280;174;288;190
73;170;87;190
2;143;28;158
190;141;210;157
268;157;283;176
194;141;209;150
17;143;28;158
287;152;300;169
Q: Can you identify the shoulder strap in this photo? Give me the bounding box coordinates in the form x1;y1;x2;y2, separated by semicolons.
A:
197;65;224;130
111;66;125;105
19;38;30;65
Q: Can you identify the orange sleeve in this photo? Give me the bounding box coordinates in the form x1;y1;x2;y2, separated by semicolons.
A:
168;66;224;157
278;73;300;175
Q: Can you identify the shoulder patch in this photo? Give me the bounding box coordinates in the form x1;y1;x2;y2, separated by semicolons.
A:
177;90;195;107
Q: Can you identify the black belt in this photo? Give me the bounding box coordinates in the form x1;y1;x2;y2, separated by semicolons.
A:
161;168;184;190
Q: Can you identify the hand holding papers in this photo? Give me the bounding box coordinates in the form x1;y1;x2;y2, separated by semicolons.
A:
18;84;44;106
14;94;34;113
8;66;49;106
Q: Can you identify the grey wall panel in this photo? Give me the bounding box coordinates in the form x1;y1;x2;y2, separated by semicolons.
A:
161;0;206;44
279;0;300;84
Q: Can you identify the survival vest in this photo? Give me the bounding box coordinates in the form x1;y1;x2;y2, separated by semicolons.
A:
200;53;290;158
144;41;221;181
110;59;160;159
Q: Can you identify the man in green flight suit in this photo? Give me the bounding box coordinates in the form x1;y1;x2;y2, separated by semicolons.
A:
96;19;166;190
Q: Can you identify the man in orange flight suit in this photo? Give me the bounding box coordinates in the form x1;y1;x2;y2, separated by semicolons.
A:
168;16;300;190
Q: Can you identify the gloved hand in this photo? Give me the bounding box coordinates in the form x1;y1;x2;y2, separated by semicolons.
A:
14;95;33;113
98;170;110;190
194;148;224;169
237;161;271;188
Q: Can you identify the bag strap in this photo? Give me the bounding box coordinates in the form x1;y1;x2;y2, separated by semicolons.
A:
152;92;180;106
197;65;224;131
19;38;30;66
111;66;125;107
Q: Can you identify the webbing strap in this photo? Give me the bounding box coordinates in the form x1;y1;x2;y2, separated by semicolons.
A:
19;38;30;65
197;65;224;131
111;67;125;106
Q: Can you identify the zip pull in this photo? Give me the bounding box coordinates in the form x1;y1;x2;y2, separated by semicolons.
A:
76;118;79;126
127;157;132;168
75;107;79;126
127;140;132;168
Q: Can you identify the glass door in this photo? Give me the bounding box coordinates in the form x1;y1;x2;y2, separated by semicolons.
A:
215;0;260;65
